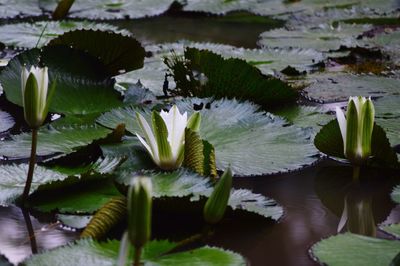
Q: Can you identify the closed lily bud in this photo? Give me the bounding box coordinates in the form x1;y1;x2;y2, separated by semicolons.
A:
128;177;152;249
204;168;232;224
135;105;201;170
21;66;55;129
336;96;375;165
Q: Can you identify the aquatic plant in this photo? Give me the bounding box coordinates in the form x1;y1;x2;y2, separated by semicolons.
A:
20;66;55;203
135;105;201;170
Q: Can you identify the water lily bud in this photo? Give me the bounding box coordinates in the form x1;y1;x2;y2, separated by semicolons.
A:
21;66;55;129
128;177;152;248
203;168;232;224
135;105;201;170
336;96;375;165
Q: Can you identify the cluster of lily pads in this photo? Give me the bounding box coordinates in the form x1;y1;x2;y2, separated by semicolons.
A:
0;0;399;265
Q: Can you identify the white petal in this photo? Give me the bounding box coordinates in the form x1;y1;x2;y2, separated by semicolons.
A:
160;105;187;159
136;112;159;162
336;106;347;149
136;133;159;165
38;67;49;112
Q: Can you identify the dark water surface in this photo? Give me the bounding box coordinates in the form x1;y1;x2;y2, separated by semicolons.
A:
1;160;398;265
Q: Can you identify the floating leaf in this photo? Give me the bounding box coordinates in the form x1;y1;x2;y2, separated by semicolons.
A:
0;111;14;133
314;120;399;168
0;164;67;206
0;0;42;18
31;177;121;213
0;125;111;159
0;47;123;115
48;29;145;76
311;233;400;266
391;185;400;204
259;23;372;51
56;214;92;229
375;95;400;146
165;47;297;108
98;98;318;176
0;20;130;48
39;0;177;20
381;223;400;239
303;73;400;103
25;237;245;266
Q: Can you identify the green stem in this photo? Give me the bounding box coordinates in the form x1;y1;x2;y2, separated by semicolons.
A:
21;208;38;254
22;129;38;204
352;165;360;183
133;246;142;266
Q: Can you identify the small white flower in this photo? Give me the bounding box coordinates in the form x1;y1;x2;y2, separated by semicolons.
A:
21;66;54;128
136;105;201;170
336;96;375;164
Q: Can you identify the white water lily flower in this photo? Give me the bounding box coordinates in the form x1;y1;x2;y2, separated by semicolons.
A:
336;96;375;164
136;105;201;170
21;66;55;128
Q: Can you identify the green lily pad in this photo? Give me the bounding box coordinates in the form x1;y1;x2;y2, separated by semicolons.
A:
31;177;121;213
0;111;14;133
48;29;145;76
0;124;111;159
0;46;123;115
98;98;318;176
0;20;130;48
0;0;42;18
166;47;297;108
391;185;400;204
259;23;372;51
311;233;400;266
25;238;246;266
314;119;399;168
56;214;92;229
39;0;177;20
375;95;400;146
381;223;400;238
0;164;67;206
303;73;400;103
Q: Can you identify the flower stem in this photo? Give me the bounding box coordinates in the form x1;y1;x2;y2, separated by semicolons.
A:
21;208;38;254
22;129;38;204
352;165;360;183
133;246;142;266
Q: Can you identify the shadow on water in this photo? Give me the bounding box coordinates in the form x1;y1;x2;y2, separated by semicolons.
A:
112;11;285;48
0;160;398;265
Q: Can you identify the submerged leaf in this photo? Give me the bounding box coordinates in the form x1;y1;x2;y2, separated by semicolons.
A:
0;111;14;133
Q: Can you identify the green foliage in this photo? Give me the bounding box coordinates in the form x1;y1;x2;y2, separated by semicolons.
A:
0;111;14;133
311;233;400;266
314;120;399;168
165;47;297;108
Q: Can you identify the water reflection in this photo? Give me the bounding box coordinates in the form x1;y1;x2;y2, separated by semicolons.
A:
0;205;78;265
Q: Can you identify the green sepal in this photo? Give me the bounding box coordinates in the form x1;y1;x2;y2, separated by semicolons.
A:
360;99;374;159
187;112;201;132
203;168;232;224
42;78;57;122
52;0;75;20
128;177;152;249
151;111;172;166
23;73;40;128
345;99;359;162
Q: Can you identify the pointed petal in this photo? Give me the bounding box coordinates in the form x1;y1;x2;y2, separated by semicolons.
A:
345;99;359;161
360;98;375;159
136;133;158;164
136;112;159;162
335;106;347;150
160;105;187;159
152;111;173;165
337;199;348;233
187;112;201;132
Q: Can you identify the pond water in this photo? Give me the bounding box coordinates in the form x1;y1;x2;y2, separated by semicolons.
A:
0;7;399;266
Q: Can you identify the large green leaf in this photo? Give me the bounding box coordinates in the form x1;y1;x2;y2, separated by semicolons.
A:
0;164;67;206
48;29;145;76
0;125;111;159
314;119;399;168
0;0;42;18
166;47;297;108
391;185;400;204
303;73;400;103
375;95;400;146
381;223;400;239
98;98;318;176
39;0;177;19
25;238;246;266
31;178;121;213
0;20;130;48
0;47;123;115
311;233;400;266
0;111;14;133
